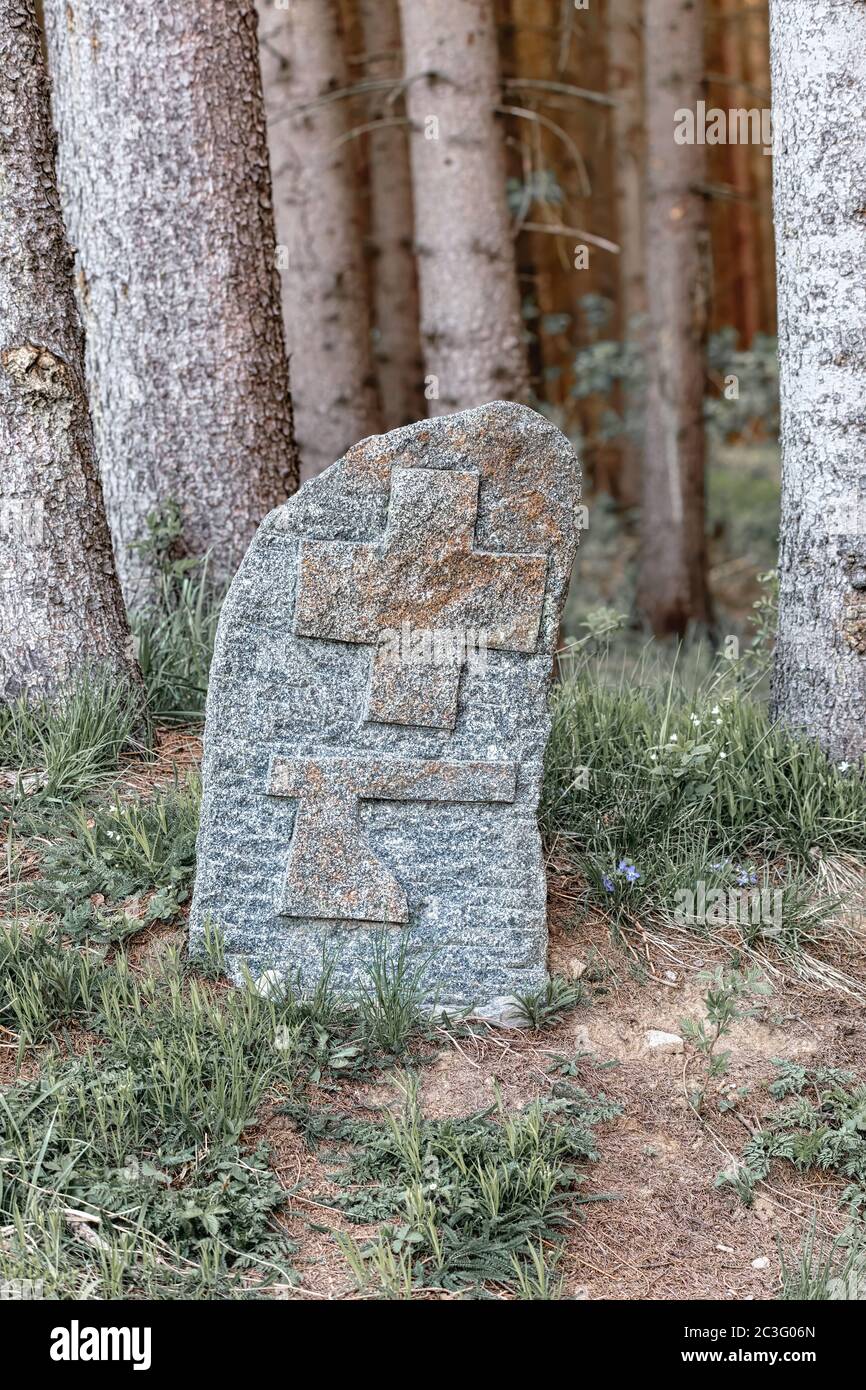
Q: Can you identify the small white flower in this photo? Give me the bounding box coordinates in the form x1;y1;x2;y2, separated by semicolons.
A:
715;718;723;726
711;705;720;715
838;761;850;773
650;752;658;761
669;734;678;743
719;751;727;760
690;714;701;726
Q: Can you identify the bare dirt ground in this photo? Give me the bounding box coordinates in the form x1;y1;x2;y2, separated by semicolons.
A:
259;871;866;1302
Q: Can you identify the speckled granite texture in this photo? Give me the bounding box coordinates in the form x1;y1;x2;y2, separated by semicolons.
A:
189;401;579;1012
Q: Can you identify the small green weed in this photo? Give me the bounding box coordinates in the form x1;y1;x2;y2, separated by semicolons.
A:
514;974;587;1029
25;777;200;930
323;1073;620;1296
680;966;771;1114
720;1062;866;1220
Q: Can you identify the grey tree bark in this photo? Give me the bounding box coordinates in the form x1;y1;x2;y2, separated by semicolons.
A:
398;0;529;414
769;0;866;764
358;0;424;430
0;0;139;701
257;0;380;481
638;0;711;636
44;0;297;607
606;0;646;508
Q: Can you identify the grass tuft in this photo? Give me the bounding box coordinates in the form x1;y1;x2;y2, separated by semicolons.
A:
0;670;145;813
325;1073;620;1297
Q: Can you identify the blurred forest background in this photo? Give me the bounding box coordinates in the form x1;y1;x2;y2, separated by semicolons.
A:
257;0;780;647
3;0;795;720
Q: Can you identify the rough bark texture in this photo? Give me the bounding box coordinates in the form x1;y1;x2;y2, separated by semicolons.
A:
769;0;866;764
639;0;711;636
398;0;529;414
44;0;297;606
358;0;424;430
257;0;380;481
606;0;646;507
0;0;138;700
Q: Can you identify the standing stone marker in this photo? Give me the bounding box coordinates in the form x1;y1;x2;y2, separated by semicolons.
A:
190;402;579;1016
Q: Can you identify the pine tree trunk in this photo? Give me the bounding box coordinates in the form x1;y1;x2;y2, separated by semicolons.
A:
769;0;866;764
357;0;423;430
639;0;711;636
606;0;646;507
718;0;761;347
258;0;380;480
744;0;776;334
398;0;529;413
0;0;139;701
44;0;297;606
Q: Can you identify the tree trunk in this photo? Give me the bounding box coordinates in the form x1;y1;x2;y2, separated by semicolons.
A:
639;0;712;636
769;0;866;764
744;0;776;335
258;0;380;480
718;0;761;347
0;0;139;701
44;0;297;606
606;0;646;507
357;0;424;430
398;0;529;413
510;0;558;407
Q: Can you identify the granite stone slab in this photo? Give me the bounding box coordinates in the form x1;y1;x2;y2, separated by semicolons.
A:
189;401;580;1014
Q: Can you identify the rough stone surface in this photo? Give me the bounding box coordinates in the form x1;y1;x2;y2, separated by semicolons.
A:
189;402;579;1009
643;1030;685;1056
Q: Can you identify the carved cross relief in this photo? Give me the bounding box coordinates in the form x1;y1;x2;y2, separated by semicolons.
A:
294;468;547;729
269;754;516;923
269;467;548;923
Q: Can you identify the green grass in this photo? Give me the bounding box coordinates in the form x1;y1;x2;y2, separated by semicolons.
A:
0;924;442;1299
22;775;201;936
0;928;299;1297
542;644;865;960
132;563;222;724
778;1223;866;1301
0;670;146;814
2;588;863;1299
319;1073;620;1297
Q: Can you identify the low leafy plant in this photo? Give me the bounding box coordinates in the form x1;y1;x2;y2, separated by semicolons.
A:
680;966;771;1114
25;776;200;929
721;1062;866;1216
324;1073;620;1296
